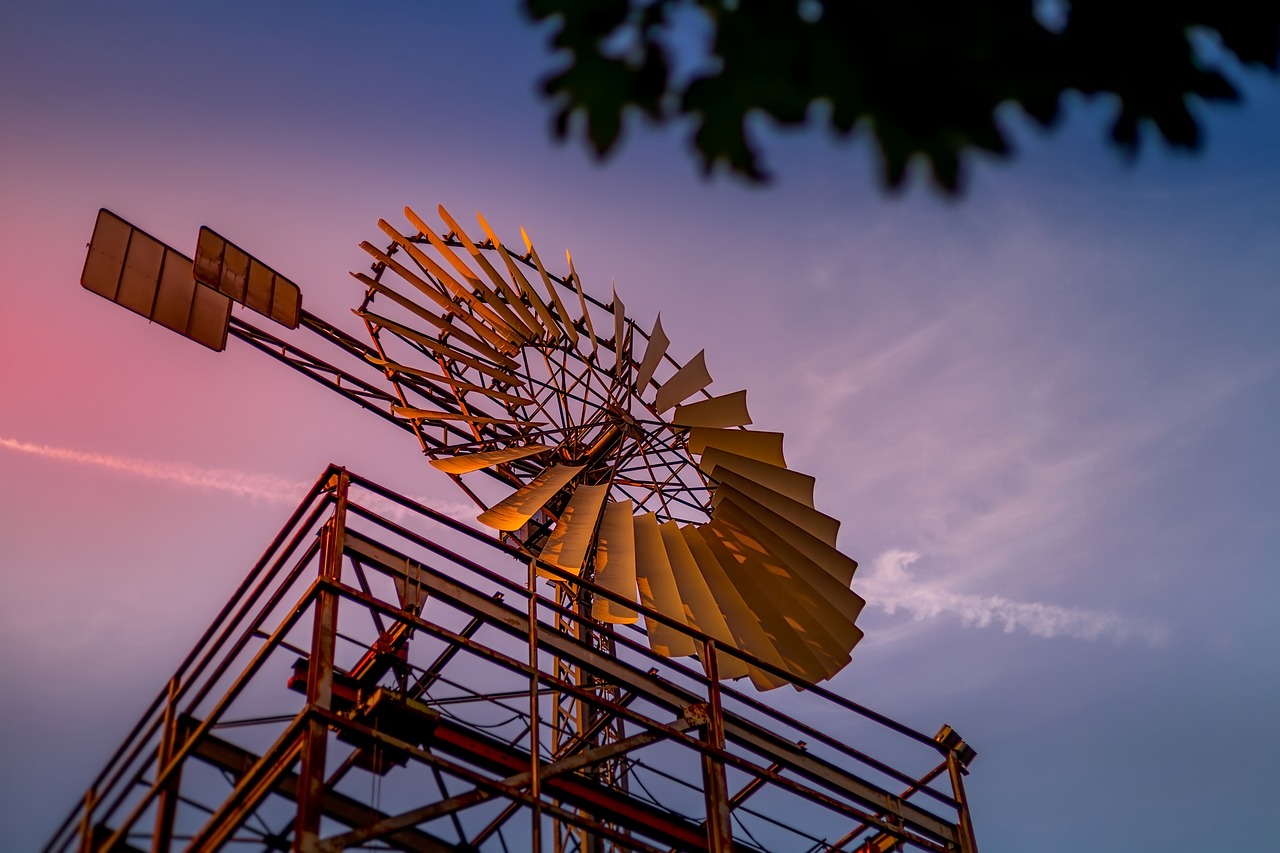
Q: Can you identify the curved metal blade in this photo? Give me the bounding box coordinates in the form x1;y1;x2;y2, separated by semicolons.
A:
379;219;524;345
672;390;752;428
592;500;640;624
633;313;668;393
391;406;536;427
633;513;697;658
406;206;535;342
367;356;534;406
710;502;864;653
658;521;750;680
351;272;515;367
566;250;597;356
612;285;627;373
476;212;560;341
714;488;857;587
681;525;789;691
701;521;849;683
361;310;525;388
710;475;840;546
429;444;553;475
654;350;712;413
521;227;578;347
437;204;543;338
477;464;584;531
360;240;517;356
688;428;785;467
697;447;816;507
539;483;609;574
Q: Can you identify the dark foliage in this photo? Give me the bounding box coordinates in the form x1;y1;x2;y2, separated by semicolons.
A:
524;0;1280;192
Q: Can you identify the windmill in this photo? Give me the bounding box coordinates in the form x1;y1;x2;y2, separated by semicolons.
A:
48;206;980;852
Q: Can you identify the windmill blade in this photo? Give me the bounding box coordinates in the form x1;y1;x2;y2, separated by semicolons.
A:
437;204;543;338
633;313;668;393
681;526;789;691
710;475;840;547
612;285;627;372
407;206;536;343
698;525;833;684
351;272;515;367
476;211;560;341
658;521;750;680
520;227;579;347
360;240;517;356
539;484;609;574
429;444;552;475
701;522;850;682
477;464;584;531
592;500;640;624
366;356;534;406
654;350;712;413
633;513;696;658
715;488;857;587
698;447;816;507
378;219;525;345
360;310;525;388
391;406;537;427
688;427;785;467
710;502;864;653
671;391;752;428
565;251;598;355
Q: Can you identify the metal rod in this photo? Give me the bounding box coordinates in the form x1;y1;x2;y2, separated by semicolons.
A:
149;677;181;853
700;641;733;853
295;470;349;851
947;751;980;853
529;558;543;852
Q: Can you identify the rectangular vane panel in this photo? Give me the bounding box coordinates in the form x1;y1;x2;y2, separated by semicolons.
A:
81;209;230;352
194;226;302;328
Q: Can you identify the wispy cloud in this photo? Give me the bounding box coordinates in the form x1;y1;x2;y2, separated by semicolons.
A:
857;549;1170;646
0;435;477;525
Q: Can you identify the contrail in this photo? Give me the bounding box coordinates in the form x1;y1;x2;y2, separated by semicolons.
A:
2;435;309;502
0;435;477;525
856;549;1170;646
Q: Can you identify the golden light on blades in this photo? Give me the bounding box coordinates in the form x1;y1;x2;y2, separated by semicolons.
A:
344;204;866;689
540;484;609;574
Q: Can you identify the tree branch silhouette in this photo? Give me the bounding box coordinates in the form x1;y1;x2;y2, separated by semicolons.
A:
525;0;1280;192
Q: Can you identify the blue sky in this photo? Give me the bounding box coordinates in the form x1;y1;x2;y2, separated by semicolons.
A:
2;2;1278;850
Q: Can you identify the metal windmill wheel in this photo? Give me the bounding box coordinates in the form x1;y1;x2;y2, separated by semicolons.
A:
354;204;866;692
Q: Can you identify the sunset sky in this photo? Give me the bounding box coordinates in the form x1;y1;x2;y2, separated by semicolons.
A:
2;3;1279;850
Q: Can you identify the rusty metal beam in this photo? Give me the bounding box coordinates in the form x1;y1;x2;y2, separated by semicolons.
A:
188;730;455;853
296;471;349;852
340;530;959;849
325;706;702;850
309;706;704;853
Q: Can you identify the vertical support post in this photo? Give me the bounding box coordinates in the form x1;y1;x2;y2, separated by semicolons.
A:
528;559;542;853
700;641;733;853
946;749;980;853
151;677;182;852
294;469;348;852
77;788;96;853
